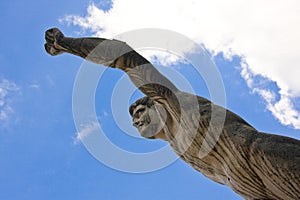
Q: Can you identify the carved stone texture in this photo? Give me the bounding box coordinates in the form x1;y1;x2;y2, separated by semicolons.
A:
45;28;300;200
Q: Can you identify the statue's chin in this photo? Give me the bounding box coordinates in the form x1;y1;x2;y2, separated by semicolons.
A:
139;124;159;139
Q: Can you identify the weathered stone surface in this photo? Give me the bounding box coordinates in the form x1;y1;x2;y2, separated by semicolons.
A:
45;28;300;199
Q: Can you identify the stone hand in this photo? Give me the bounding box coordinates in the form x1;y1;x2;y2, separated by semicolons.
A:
44;28;66;56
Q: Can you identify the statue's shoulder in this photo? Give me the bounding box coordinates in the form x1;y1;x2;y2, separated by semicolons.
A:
168;91;212;114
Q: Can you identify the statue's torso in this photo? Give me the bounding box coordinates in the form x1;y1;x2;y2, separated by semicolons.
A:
163;92;300;200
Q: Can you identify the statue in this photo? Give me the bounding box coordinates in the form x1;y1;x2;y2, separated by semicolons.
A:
45;28;300;200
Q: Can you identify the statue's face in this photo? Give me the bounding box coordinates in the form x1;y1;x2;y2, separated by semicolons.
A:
131;103;167;139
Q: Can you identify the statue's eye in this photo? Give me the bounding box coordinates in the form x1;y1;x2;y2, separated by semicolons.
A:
134;107;145;118
136;108;145;112
136;108;145;114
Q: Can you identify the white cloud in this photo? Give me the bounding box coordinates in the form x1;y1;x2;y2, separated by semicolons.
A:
62;0;300;129
241;61;300;129
29;83;40;89
73;121;99;145
0;79;18;123
137;49;185;66
255;88;300;129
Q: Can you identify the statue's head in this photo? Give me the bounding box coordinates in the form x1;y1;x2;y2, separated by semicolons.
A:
129;97;167;140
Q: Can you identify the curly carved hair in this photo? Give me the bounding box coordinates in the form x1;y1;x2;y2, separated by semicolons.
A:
129;96;155;116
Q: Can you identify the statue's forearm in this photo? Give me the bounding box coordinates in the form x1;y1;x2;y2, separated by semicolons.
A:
59;36;179;95
52;32;179;104
58;36;163;71
59;37;104;59
59;37;134;67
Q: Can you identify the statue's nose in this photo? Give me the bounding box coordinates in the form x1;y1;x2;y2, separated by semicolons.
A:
133;119;140;128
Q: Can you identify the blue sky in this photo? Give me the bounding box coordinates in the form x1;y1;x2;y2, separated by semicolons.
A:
1;0;299;200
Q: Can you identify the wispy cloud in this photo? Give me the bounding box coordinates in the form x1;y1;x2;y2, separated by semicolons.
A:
0;79;19;126
61;0;300;129
73;121;99;145
241;61;300;129
73;111;111;144
29;83;40;89
137;49;185;67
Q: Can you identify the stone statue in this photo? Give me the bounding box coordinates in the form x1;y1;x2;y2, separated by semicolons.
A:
45;28;300;200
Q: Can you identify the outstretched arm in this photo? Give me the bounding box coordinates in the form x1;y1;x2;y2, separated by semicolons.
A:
45;28;179;105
